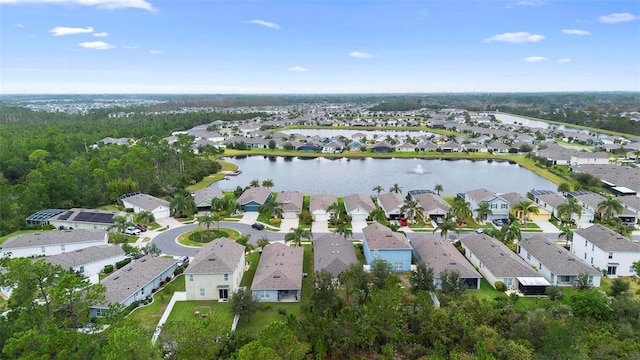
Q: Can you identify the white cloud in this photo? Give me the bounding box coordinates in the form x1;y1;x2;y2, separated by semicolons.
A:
122;45;138;49
50;26;94;36
483;32;545;43
522;56;548;62
246;19;280;29
289;66;309;72
562;29;590;35
0;0;155;11
348;51;377;58
93;32;108;37
149;50;162;55
599;13;639;24
512;0;545;6
16;23;25;28
557;58;571;64
78;41;115;50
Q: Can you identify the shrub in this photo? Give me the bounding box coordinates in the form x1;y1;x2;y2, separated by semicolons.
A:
116;258;132;269
262;303;272;311
103;264;114;274
494;281;507;292
278;307;287;316
268;218;281;226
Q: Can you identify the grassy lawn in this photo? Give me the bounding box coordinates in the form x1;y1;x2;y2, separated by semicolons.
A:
467;279;507;301
177;228;241;246
240;251;260;288
127;275;186;331
165;301;234;328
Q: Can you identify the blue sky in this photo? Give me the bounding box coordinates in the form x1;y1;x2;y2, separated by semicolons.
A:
1;0;639;94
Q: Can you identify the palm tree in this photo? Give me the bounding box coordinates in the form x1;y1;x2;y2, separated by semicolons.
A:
400;198;425;224
558;226;573;248
249;179;260;188
372;185;384;197
369;206;386;222
170;193;196;218
109;214;132;234
256;236;270;250
512;200;539;223
236;234;254;254
334;223;353;241
557;182;572;195
261;179;274;188
474;202;492;224
326;201;343;223
284;226;313;247
135;210;155;226
450;197;472;226
433;216;459;241
197;213;214;236
389;183;403;194
388;222;401;233
211;212;222;231
211;197;229;213
259;200;283;219
597;195;623;221
434;184;443;196
499;223;522;244
556;197;581;225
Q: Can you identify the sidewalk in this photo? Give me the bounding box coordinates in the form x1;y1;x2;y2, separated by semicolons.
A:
151;291;186;344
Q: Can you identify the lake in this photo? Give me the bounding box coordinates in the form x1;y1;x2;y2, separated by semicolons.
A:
213;156;557;196
492;113;609;138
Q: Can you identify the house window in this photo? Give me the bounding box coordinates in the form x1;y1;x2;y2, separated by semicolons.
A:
526;253;531;260
584;253;587;260
607;266;617;276
490;204;497;209
503;278;513;287
590;257;594;264
41;246;46;253
608;252;613;259
61;245;65;252
188;274;193;282
95;308;107;317
591;244;594;251
539;263;542;271
223;274;229;281
501;204;508;209
394;262;403;271
588;276;593;284
559;276;570;283
260;291;268;299
79;266;84;273
584;240;587;247
200;288;205;297
373;249;379;257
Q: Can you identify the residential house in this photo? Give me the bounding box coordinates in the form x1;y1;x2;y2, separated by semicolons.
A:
462;188;510;221
377;192;405;220
573;224;640;277
119;193;171;219
362;222;412;272
343;193;376;222
236;187;272;212
309;193;338;221
314;233;358;278
411;234;482;289
529;190;569;219
276;191;304;219
251;243;304;302
47;208;126;231
185;238;245;301
460;233;550;294
41;245;125;284
192;188;224;210
410;192;451;223
371;141;393;153
322;141;344;154
570;152;610;166
487;141;511;154
347;141;365;151
395;142;416;152
567;191;601;223
91;256;178;317
1;229;109;258
500;192;551;221
618;196;640;224
417;141;439;152
439;141;461;153
517;234;601;287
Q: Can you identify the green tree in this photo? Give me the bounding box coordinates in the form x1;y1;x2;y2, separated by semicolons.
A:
609;277;630;297
134;210;155;225
557;182;572;194
230;288;261;322
370;258;393;289
499;223;522;244
434;184;443;195
236;234;254;254
557;197;582;224
334;222;353;240
141;242;162;257
558;226;574;248
389;183;403;194
170;193;196;218
474;202;492;223
249;179;260;188
439;269;466;297
307;270;344;317
211;212;222;231
237;341;280;360
256;236;270;250
284;226;313;247
512;200;539;222
372;185;384;197
369;206;386;222
101;320;162;360
574;272;592;290
197;212;214;236
109;214;132;234
261;179;274;188
597;194;623;220
568;290;612;321
257;321;310;360
411;262;435;293
164;316;229;359
450;197;472;226
338;262;371;306
434;216;459;241
400;198;425;224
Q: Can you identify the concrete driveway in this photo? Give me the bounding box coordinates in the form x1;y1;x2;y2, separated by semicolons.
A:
312;220;329;233
279;218;299;233
351;220;368;233
239;212;259;225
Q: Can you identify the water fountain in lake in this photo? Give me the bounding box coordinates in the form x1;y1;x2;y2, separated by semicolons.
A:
411;164;426;174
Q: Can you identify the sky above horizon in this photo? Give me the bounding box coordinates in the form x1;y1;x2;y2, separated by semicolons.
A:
1;0;639;94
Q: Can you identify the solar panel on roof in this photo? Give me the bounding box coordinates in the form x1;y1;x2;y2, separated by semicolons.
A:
58;211;74;220
72;211;115;224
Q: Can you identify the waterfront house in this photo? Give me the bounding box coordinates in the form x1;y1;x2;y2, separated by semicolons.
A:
236;187;272;212
461;188;510;221
309;193;338;221
119;193;171;219
276;191;304;219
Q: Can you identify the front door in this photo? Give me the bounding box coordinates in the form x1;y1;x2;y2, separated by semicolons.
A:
219;289;228;300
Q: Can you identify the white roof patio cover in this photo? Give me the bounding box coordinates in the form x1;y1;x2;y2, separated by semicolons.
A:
517;277;551;286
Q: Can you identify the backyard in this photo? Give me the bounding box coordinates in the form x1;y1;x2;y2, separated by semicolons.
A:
127;275;186;331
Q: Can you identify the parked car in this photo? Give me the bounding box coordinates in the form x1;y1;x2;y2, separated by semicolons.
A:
492;219;504;227
251;223;264;230
398;217;408;226
135;224;147;232
124;226;141;235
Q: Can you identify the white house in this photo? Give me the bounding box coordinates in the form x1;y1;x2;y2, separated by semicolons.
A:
91;256;178;317
276;191;304;219
570;152;610;166
343;193;376;222
41;245;126;284
462;188;510;221
1;229;109;258
309;194;338;222
377;192;404;220
185;238;245;301
119;193;171;219
572;224;640;277
517;234;601;287
48;208;126;231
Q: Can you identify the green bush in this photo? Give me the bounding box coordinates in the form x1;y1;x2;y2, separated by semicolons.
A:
116;258;132;269
103;264;114;274
268;218;281;226
278;307;287;316
494;281;507;292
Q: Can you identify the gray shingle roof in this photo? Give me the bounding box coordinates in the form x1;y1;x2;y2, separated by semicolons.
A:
41;245;124;269
309;194;338;212
518;235;600;276
276;191;304;213
363;222;411;250
460;233;540;278
100;256;178;306
413;193;451;214
378;192;404;213
343;193;376;213
499;192;529;207
314;233;358;277
237;187;271;206
411;235;481;279
121;193;170;211
192;188;224;207
2;229;107;249
185;238;244;275
533;192;567;208
574;224;640;252
251;243;303;291
466;188;495;202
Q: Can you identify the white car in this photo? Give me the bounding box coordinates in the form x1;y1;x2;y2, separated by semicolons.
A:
124;226;141;235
